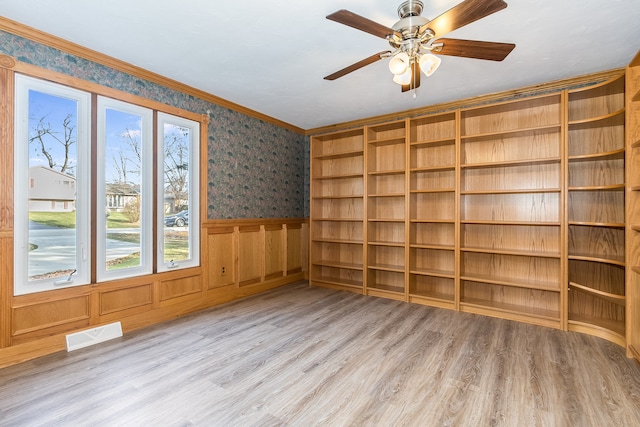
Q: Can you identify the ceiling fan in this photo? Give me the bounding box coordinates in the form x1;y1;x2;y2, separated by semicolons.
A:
324;0;516;94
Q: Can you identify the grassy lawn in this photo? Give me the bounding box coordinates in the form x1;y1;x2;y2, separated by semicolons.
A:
29;211;139;229
164;239;190;261
29;211;77;228
108;239;189;270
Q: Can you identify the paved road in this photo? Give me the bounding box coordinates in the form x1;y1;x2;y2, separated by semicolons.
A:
28;222;141;276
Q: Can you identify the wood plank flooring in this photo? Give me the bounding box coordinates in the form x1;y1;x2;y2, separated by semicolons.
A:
1;281;640;426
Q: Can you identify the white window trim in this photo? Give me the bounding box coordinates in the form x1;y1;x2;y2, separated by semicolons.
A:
156;112;200;272
14;74;92;295
96;96;153;282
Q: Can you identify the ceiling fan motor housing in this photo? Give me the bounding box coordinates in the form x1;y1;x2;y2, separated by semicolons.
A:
391;0;431;52
397;0;424;18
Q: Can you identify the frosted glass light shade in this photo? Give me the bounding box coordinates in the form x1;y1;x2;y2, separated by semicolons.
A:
393;67;412;85
388;52;410;75
419;53;441;77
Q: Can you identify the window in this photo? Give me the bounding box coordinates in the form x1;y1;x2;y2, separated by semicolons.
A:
14;75;201;295
157;113;200;271
14;75;91;295
96;97;153;281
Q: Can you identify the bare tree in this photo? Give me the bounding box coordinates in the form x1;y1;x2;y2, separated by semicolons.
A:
29;114;76;174
112;128;141;184
164;129;189;210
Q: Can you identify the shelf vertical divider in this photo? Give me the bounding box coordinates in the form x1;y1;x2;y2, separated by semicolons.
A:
454;109;462;311
561;89;569;331
404;118;411;302
363;126;369;295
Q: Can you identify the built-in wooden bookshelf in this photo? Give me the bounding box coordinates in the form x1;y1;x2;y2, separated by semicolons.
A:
626;50;640;362
458;94;563;328
310;62;638;351
408;113;457;309
567;74;626;346
366;121;407;301
309;129;365;293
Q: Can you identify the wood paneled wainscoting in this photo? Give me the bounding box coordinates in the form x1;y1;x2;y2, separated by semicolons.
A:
0;218;308;368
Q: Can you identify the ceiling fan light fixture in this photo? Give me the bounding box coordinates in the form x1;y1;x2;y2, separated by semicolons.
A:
388;52;410;75
419;53;441;77
324;0;515;93
393;67;413;85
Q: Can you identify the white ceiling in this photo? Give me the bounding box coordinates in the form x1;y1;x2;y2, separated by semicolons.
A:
1;0;639;131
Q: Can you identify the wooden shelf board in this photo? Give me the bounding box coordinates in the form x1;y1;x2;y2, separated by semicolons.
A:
568;148;625;162
368;169;405;176
410;137;455;147
310;276;363;290
631;139;640;149
461;274;561;292
632;225;640;232
368;263;405;273
409;292;455;305
313;149;364;160
312;238;363;245
313;194;364;199
461;188;561;195
314;172;363;180
633;90;640;102
368;136;406;146
461;297;560;322
461;246;560;258
410;243;455;251
368;193;405;198
409;268;454;278
461;220;561;226
568;221;625;228
411;188;455;194
568;317;625;344
312;217;363;222
410;219;455;224
461;124;561;141
368;218;405;223
568;184;625;191
569;282;625;305
410;165;455;173
368;240;405;247
568;108;625;126
568;253;625;267
632;266;640;275
461;157;561;169
311;260;363;271
366;287;406;301
631;186;640;191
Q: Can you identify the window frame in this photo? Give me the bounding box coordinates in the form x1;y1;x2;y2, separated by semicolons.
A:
13;74;92;295
95;96;154;282
156;112;201;272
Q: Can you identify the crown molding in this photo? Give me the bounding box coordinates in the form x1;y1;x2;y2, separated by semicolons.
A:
306;68;625;136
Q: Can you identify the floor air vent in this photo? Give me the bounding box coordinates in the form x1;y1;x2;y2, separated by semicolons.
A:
66;322;123;352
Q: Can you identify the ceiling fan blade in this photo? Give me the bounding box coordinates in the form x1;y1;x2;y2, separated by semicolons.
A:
420;0;508;38
433;38;515;61
402;61;421;92
324;51;391;81
327;9;401;40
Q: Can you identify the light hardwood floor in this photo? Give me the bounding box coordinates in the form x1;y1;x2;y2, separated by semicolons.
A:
1;281;640;426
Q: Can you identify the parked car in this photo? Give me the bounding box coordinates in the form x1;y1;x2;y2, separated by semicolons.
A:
164;210;188;227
